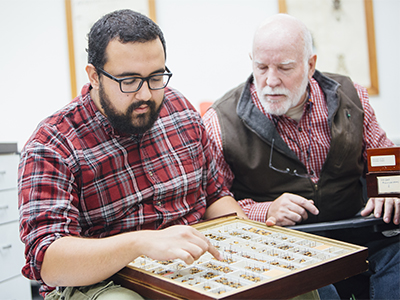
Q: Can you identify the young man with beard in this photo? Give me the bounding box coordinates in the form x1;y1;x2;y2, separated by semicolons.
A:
18;9;247;300
203;14;399;300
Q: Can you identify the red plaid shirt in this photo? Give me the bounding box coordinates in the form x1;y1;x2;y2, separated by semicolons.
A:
18;84;232;295
203;77;394;223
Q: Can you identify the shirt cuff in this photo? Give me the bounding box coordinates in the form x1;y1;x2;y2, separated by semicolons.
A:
238;198;272;223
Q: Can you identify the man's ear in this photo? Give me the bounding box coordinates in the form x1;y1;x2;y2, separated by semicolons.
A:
86;64;100;90
308;54;317;79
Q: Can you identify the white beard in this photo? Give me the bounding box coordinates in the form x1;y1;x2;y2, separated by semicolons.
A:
255;70;309;116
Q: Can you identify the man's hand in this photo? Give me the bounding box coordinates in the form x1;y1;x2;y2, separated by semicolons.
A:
361;197;400;225
265;193;319;226
138;225;223;265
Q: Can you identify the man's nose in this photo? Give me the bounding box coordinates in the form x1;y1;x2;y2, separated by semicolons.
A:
135;80;152;100
265;69;281;88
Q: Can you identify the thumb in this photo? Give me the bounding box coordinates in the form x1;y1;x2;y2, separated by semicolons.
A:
360;206;371;217
360;198;375;217
266;216;276;226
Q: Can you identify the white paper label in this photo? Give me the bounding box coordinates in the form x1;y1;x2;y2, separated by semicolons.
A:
370;155;396;167
377;175;400;194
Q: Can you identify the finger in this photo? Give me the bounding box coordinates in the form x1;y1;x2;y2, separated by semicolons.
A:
206;241;223;261
303;199;319;215
298;208;309;222
281;216;297;226
383;198;395;223
290;197;319;215
280;201;311;224
193;229;222;261
394;198;400;225
285;202;311;222
172;228;211;262
286;209;306;224
182;238;216;264
174;248;196;265
273;213;298;226
373;198;385;218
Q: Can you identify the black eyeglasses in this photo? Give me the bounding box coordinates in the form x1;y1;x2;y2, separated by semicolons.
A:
96;66;173;93
268;138;314;178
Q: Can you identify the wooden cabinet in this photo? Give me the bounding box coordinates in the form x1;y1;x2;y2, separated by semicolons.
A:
366;147;400;198
0;144;32;300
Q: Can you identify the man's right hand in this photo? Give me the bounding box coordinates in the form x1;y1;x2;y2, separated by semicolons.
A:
265;193;319;226
138;225;223;265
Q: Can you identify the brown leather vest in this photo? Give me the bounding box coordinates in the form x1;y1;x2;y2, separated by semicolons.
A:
212;71;365;223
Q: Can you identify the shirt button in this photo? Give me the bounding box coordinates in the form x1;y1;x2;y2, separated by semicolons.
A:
149;171;153;177
298;127;302;132
156;201;162;207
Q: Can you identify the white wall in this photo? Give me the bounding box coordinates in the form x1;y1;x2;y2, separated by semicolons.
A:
368;0;400;145
0;0;399;151
0;0;71;150
156;0;278;105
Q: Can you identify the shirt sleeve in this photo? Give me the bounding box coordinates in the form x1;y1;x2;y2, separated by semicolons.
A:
196;113;233;208
203;108;235;188
203;108;270;222
356;83;395;161
18;131;81;282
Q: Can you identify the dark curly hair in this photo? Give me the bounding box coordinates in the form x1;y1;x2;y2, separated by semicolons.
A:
87;9;166;70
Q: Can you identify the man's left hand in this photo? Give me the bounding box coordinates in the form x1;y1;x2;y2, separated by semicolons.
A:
361;197;400;225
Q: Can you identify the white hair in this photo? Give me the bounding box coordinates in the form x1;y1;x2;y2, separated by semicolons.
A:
302;25;313;64
254;14;314;64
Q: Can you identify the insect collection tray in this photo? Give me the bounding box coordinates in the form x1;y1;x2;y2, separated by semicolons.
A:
114;216;368;299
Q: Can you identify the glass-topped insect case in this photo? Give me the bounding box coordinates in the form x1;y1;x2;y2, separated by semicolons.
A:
114;216;368;299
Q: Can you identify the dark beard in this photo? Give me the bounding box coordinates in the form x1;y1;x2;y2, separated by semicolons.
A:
99;84;163;135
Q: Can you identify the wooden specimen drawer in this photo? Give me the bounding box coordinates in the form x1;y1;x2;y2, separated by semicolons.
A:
114;216;368;300
366;171;400;198
367;147;400;172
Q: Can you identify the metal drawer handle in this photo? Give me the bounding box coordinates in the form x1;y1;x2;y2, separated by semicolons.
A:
0;205;9;210
0;170;6;175
1;244;12;250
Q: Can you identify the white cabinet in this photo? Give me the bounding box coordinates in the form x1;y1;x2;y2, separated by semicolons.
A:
0;144;32;300
0;155;19;191
0;276;33;300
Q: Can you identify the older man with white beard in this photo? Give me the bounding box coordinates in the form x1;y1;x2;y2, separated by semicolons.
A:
203;13;399;300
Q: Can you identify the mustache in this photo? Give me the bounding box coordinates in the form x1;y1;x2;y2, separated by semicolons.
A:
127;100;156;113
261;86;289;96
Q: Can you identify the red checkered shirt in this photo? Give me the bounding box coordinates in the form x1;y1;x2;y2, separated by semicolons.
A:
18;84;232;296
203;77;394;223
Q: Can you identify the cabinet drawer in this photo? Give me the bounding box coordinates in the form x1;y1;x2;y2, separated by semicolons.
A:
0;155;19;191
0;189;18;225
0;222;26;282
0;275;32;300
